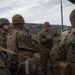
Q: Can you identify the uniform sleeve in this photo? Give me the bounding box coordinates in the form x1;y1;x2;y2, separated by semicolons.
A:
17;31;40;52
0;36;4;47
38;33;50;44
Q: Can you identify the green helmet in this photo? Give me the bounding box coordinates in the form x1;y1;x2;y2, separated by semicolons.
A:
12;14;25;25
0;18;10;27
43;22;51;28
70;9;75;28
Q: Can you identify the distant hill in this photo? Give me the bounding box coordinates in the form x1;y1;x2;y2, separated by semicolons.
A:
10;23;72;36
25;23;72;35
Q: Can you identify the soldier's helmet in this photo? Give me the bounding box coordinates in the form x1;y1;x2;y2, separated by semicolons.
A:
0;18;10;27
12;14;25;25
43;22;51;28
70;9;75;28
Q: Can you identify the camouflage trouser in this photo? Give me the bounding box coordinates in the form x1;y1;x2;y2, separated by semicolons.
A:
40;51;50;75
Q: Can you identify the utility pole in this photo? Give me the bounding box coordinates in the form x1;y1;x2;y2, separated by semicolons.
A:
60;0;63;31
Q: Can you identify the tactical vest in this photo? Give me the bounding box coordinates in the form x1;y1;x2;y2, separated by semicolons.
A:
50;30;75;75
7;30;33;62
7;30;18;55
7;30;36;75
59;31;75;75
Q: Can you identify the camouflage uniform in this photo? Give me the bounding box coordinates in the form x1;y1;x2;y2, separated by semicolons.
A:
0;18;10;48
12;14;40;57
0;29;8;48
66;9;75;75
67;9;75;62
15;28;40;57
0;18;10;75
7;14;40;75
50;9;75;75
38;22;59;75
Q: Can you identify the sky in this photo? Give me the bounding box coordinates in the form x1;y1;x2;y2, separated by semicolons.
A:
0;0;75;26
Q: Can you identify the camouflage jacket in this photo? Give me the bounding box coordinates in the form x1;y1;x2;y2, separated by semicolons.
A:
49;31;70;63
49;30;75;64
38;29;59;48
0;28;8;48
13;28;40;53
0;28;8;60
67;33;75;63
0;29;10;75
53;30;75;63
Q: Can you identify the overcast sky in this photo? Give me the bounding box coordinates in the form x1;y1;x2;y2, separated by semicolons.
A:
0;0;75;26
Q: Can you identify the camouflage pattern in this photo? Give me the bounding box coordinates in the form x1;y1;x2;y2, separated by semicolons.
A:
0;18;10;48
49;9;75;75
7;28;40;75
16;28;40;53
50;31;70;64
0;18;11;75
67;9;75;63
23;27;32;38
38;29;54;53
67;30;75;63
9;14;40;60
7;14;41;74
49;30;71;75
0;28;8;48
7;28;40;62
38;28;59;75
0;18;10;27
50;9;75;62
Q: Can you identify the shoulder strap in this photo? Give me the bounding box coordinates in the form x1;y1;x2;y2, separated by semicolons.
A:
7;30;18;58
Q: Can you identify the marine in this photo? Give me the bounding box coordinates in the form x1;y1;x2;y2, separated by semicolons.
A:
0;18;11;75
7;14;40;75
0;18;10;48
50;9;75;75
38;22;59;75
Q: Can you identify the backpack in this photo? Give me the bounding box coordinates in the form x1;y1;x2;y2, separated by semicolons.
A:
49;36;67;64
7;30;33;62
